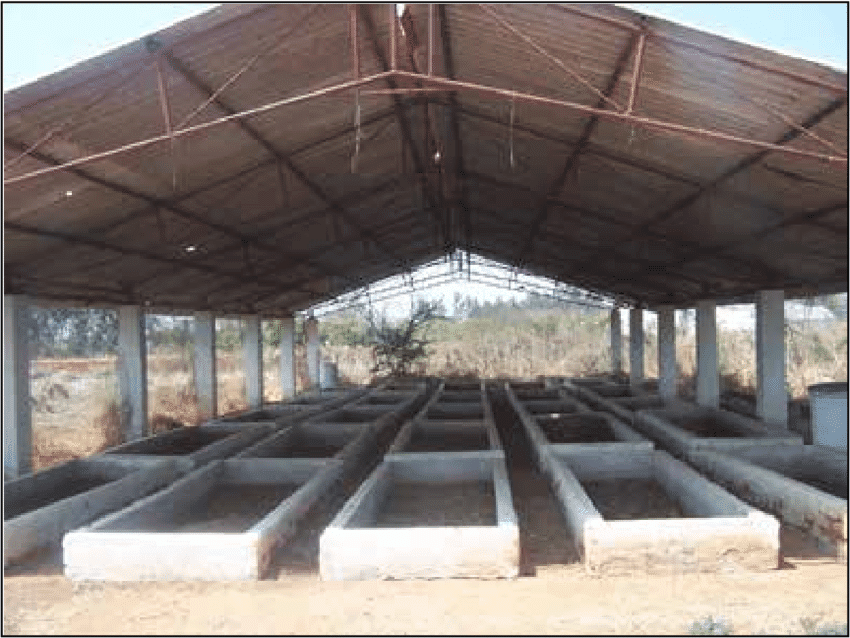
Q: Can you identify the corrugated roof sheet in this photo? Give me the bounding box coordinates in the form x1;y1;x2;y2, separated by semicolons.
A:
4;3;847;314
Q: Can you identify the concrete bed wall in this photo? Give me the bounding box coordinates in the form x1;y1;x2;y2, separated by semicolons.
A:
319;453;518;580
102;423;272;468
571;388;676;425
634;407;802;460
504;383;652;474
64;458;343;581
4;457;188;566
235;422;378;480
387;409;502;458
547;448;779;575
687;446;848;560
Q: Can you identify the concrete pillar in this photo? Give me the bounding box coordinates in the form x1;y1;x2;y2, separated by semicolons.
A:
193;311;217;421
242;314;263;409
610;308;622;375
629;308;644;386
305;315;320;389
657;306;677;399
756;290;787;428
118;305;148;441
4;295;32;478
280;316;296;399
696;300;720;408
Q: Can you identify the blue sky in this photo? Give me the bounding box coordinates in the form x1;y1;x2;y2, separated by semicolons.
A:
2;3;846;90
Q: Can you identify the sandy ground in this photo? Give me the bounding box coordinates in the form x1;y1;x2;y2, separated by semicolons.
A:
6;383;847;635
3;515;847;635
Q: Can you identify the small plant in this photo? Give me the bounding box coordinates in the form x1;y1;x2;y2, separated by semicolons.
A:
799;617;848;635
367;300;444;377
688;616;733;635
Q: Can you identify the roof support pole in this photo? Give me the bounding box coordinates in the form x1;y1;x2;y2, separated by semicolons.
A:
629;307;645;387
349;5;360;79
117;305;149;441
280;316;296;400
626;30;647;114
305;316;321;390
4;295;32;478
610;308;622;376
389;4;397;71
755;290;787;428
242;314;263;409
193;311;217;422
657;306;677;400
696;300;720;409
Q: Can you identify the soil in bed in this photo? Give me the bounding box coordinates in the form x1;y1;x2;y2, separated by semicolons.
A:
253;436;346;459
523;401;580;415
134;483;300;533
670;416;744;438
536;415;618;444
5;474;114;519
427;405;484;419
405;428;490;453
374;481;496;527
780;470;848;499
580;478;696;520
107;428;231;455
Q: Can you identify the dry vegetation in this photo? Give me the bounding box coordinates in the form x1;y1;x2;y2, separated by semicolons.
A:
27;311;847;472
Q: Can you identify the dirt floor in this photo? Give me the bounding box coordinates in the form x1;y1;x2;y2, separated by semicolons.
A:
4;387;847;635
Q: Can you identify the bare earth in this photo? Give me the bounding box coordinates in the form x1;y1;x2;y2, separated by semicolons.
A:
7;373;847;635
4;470;847;636
2;540;847;635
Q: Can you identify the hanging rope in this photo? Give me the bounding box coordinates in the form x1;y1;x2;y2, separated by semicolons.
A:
509;99;516;171
351;90;362;173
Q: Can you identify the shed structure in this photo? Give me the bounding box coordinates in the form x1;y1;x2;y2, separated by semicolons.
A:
4;4;847;476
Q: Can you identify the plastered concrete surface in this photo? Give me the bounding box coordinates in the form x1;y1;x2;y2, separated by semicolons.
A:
4;457;187;566
63;458;342;581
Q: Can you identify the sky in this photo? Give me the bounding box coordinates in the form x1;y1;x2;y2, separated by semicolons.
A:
3;3;846;316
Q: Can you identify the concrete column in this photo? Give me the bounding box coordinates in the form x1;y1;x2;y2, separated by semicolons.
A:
118;305;148;441
280;316;296;399
756;290;787;428
193;311;217;421
242;314;263;409
629;308;644;386
305;316;320;389
4;295;32;478
696;300;720;408
657;306;677;399
610;308;622;375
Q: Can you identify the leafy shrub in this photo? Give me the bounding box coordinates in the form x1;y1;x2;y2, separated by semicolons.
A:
688;616;732;635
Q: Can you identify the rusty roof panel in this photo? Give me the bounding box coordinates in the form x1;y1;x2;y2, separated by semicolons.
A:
4;3;846;310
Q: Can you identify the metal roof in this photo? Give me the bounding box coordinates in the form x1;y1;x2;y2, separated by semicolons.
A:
4;4;847;315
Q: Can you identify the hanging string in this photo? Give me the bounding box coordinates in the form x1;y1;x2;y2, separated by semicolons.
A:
351;89;362;173
509;99;516;171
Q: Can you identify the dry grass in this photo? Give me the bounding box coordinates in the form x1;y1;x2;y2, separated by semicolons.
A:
25;316;846;472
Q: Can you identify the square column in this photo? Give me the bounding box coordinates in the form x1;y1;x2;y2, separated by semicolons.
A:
629;308;644;386
305;316;321;389
657;306;677;399
756;290;787;428
193;311;217;422
696;300;719;408
118;305;148;441
280;316;296;399
242;315;263;409
610;308;622;375
4;295;32;478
